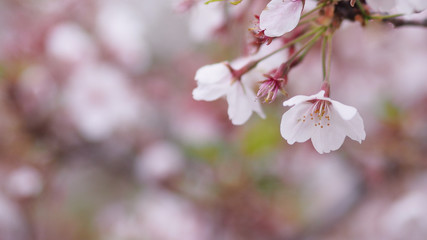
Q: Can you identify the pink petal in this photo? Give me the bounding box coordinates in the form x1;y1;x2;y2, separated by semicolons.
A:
192;82;229;101
310;118;347;154
330;99;357;120
260;0;304;37
195;62;231;84
340;112;366;143
226;82;255;125
243;83;266;119
280;102;314;144
283;90;325;107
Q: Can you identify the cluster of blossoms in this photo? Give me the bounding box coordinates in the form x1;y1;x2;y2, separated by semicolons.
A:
191;0;426;153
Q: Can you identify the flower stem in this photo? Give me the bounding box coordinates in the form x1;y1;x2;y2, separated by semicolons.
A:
324;34;333;84
321;36;327;80
298;16;317;26
355;0;369;24
370;14;403;19
286;28;325;66
300;2;326;20
255;26;326;64
292;32;320;64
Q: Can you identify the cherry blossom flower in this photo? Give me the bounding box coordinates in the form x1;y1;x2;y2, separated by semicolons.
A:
64;63;141;141
193;40;286;125
259;0;304;37
280;90;365;154
96;0;151;73
192;62;265;125
46;22;97;65
134;141;184;183
6;167;43;198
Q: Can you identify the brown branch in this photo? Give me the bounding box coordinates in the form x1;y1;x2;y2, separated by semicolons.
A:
382;18;427;28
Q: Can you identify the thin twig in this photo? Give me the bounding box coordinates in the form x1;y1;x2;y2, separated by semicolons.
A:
382;18;427;28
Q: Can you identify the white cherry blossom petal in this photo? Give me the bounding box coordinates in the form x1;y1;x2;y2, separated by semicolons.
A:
227;82;254;125
337;111;366;143
330;99;357;120
193;62;231;101
195;62;231;84
243;83;266;119
283;95;313;107
192;82;229;101
310;108;347;154
280;102;314;144
310;127;346;154
283;90;326;107
260;0;304;37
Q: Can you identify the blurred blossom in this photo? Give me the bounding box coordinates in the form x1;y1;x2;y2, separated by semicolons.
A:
279;150;361;225
334;22;427;107
63;63;141;141
172;111;222;144
96;0;151;73
46;22;97;66
301;155;360;224
98;190;209;240
135;191;209;240
381;190;427;240
189;1;225;42
189;0;247;42
6;166;43;198
18;65;57;117
0;193;27;240
134;142;184;183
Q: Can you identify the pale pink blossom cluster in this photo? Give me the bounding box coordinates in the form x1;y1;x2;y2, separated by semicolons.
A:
191;0;376;153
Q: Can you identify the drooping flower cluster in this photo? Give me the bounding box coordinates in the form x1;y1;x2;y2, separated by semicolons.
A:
191;0;426;153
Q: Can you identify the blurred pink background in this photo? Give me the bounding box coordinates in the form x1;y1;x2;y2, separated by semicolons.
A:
1;0;427;239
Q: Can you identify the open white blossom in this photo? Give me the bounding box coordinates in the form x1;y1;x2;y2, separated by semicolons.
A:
193;62;265;125
280;90;365;154
193;40;286;125
260;0;304;37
